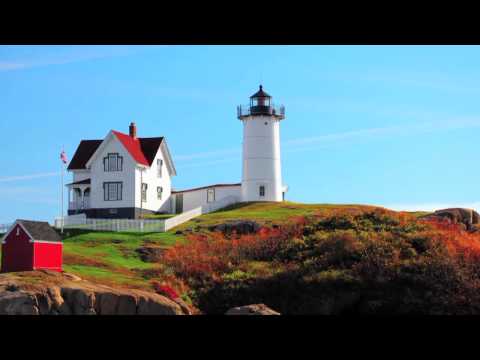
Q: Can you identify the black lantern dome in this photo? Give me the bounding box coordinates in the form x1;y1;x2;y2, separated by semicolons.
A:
237;85;285;120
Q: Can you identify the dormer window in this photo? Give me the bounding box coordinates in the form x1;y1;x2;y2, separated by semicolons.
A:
103;153;123;172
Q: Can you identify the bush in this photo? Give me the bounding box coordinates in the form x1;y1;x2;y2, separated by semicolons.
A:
161;207;480;314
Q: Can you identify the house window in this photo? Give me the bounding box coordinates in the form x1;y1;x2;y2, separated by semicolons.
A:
157;186;163;200
103;153;123;172
16;227;20;236
207;188;215;203
141;183;148;202
157;159;163;178
259;185;265;197
103;182;122;201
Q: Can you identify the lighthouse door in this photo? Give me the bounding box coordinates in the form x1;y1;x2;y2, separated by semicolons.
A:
175;194;184;214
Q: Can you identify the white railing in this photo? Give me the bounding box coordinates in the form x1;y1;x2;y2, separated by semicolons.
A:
55;195;240;233
69;199;90;210
164;207;203;231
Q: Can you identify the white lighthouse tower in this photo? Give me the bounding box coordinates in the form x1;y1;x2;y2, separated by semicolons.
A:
237;85;287;202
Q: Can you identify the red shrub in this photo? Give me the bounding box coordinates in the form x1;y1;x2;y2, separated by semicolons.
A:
420;217;480;261
152;281;180;300
162;223;303;284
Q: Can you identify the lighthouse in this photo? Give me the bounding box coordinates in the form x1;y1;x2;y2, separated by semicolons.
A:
237;85;287;202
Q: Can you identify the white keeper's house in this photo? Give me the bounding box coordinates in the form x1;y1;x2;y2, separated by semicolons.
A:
66;86;288;219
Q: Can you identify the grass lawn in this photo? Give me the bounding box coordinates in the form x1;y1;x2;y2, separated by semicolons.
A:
61;229;185;288
143;213;176;220
172;201;383;230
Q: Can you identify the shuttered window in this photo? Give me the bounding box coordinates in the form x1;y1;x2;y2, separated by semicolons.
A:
157;186;163;200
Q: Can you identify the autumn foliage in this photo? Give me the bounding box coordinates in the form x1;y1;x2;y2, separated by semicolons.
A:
157;207;480;314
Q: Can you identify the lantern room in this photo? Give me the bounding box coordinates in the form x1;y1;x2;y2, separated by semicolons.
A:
250;85;271;107
237;85;285;120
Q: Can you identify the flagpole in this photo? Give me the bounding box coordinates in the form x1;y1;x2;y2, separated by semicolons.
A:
61;145;64;234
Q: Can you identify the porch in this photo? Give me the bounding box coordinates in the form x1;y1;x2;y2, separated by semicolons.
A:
67;178;91;214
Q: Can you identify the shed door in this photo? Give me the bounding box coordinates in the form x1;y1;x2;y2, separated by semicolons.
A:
175;194;183;214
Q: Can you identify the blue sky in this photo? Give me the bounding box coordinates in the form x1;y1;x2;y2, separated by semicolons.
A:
0;45;479;224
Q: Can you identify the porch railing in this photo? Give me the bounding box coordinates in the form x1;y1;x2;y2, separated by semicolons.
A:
69;199;90;210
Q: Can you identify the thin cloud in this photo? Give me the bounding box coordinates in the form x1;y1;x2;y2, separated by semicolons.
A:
0;45;157;72
173;117;480;164
0;172;60;183
284;117;480;148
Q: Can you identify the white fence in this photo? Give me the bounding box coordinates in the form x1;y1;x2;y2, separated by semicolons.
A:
55;217;166;233
54;195;240;233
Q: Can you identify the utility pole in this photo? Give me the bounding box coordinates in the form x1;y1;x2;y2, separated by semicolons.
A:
140;168;143;219
60;146;64;234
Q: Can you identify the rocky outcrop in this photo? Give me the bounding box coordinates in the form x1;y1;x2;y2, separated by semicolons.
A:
135;246;165;262
209;220;261;236
0;271;187;315
225;304;280;315
421;208;480;232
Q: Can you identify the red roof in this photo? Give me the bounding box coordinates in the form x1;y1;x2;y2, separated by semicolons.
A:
68;131;165;170
112;131;150;166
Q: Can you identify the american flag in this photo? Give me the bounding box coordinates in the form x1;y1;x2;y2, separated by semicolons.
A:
60;150;68;164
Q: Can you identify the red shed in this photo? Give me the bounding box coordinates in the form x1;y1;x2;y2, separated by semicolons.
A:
1;220;63;273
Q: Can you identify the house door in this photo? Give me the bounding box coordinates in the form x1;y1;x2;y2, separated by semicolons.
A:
175;194;183;214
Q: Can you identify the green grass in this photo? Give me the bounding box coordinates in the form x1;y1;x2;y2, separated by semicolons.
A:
143;213;176;220
173;201;380;231
61;229;185;288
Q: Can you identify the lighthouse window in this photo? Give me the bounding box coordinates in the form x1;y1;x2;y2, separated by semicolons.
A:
259;185;265;197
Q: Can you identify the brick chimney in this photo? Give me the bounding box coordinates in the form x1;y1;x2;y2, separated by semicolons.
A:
129;122;137;139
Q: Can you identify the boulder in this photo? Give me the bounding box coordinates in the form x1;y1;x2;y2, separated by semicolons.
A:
422;208;480;231
63;273;82;282
0;271;188;315
225;304;280;315
137;293;184;315
0;291;39;315
47;286;71;314
209;220;261;236
135;246;165;262
96;292;119;315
